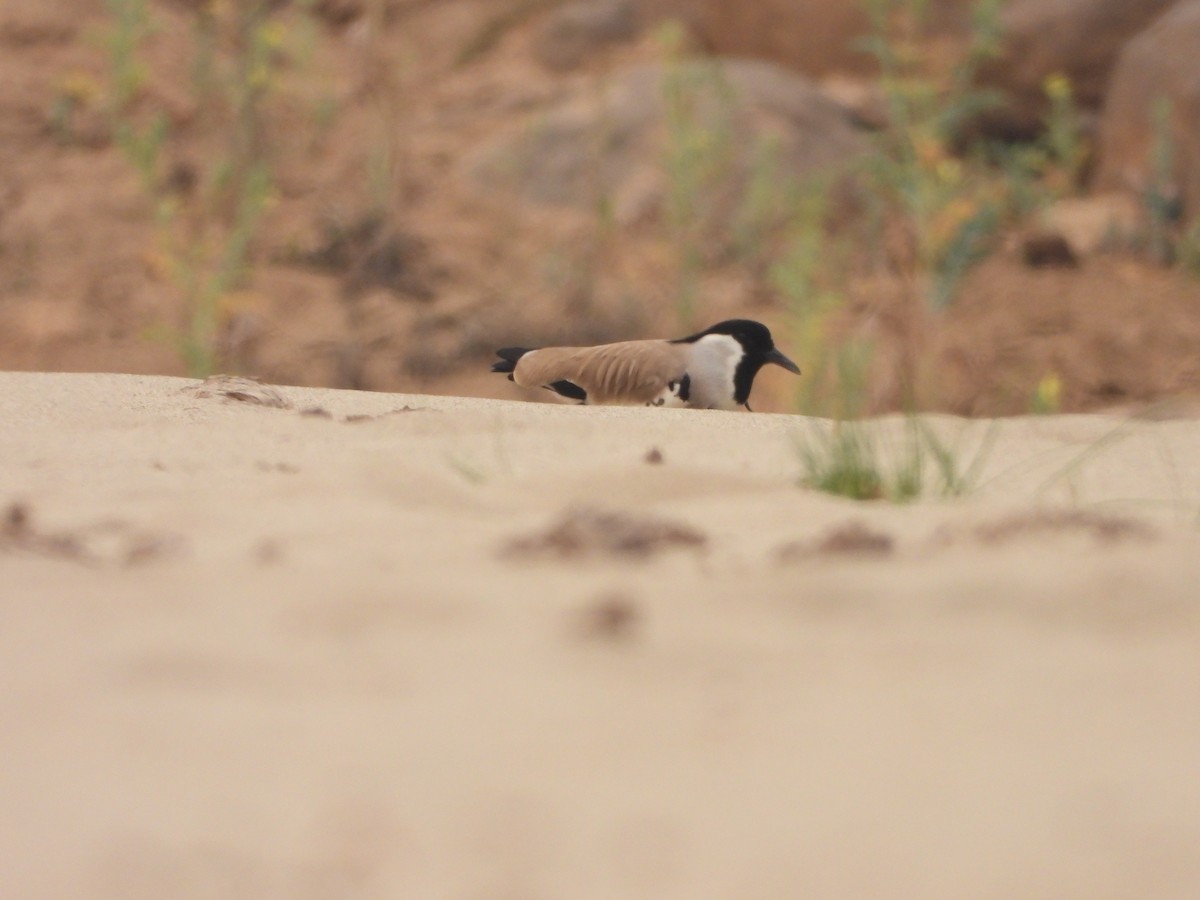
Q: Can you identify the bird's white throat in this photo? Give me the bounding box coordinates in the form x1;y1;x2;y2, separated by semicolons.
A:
688;333;744;409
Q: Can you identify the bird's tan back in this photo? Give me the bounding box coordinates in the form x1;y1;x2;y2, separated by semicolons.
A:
514;340;689;405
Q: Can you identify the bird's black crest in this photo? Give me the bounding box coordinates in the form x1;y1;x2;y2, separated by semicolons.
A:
671;319;774;350
491;347;530;375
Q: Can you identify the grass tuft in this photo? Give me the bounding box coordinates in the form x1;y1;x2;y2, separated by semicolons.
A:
798;414;997;503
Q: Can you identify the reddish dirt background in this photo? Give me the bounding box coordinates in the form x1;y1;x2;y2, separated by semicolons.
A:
3;0;1200;415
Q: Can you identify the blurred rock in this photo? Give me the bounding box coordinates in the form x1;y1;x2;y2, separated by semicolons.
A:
977;0;1178;138
634;0;870;75
466;59;867;224
313;0;364;28
1097;1;1200;217
632;0;977;77
1040;194;1144;256
0;0;82;43
297;212;435;301
533;0;638;72
1020;231;1079;269
819;74;889;130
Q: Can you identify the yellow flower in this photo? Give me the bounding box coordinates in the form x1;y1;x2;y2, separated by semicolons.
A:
58;70;102;104
1043;73;1072;102
1033;372;1062;413
260;21;286;51
936;158;963;186
929;196;977;249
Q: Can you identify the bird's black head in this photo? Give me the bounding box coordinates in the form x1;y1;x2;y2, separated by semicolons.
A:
675;319;801;406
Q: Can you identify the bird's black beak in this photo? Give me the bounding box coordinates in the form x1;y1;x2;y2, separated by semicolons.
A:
766;348;801;375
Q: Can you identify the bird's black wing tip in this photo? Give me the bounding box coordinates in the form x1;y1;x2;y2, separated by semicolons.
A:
492;346;531;374
546;380;587;402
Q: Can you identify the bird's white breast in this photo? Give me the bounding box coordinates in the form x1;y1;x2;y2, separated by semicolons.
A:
685;334;743;410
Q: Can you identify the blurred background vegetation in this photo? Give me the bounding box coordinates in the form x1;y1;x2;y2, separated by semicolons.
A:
4;0;1200;416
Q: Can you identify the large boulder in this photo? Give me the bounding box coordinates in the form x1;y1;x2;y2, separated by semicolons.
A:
1096;1;1200;216
977;0;1179;137
466;59;868;224
532;0;639;72
631;0;977;78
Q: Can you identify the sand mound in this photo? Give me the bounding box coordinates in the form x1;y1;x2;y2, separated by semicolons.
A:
3;372;1199;897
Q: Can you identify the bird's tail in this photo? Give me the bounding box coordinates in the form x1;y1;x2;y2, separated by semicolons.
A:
491;347;531;376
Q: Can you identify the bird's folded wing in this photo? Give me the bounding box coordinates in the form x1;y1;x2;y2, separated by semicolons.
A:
514;341;688;405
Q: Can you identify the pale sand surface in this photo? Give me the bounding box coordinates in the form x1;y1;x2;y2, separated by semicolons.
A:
3;372;1200;898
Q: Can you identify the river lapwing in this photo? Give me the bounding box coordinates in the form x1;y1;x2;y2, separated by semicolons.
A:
492;319;800;410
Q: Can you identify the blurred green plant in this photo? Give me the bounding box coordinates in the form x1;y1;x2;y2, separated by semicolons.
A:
103;0;152;113
104;0;306;376
114;112;168;193
732;135;788;276
1029;372;1063;415
1132;96;1200;275
763;0;1104;418
1145;97;1182;267
647;0;1077;414
456;0;561;67
992;73;1091;215
1040;73;1090;198
797;414;991;502
856;0;1006;312
103;0;169;191
1176;219;1200;276
361;0;413;221
658;21;738;329
767;178;865;419
49;70;105;144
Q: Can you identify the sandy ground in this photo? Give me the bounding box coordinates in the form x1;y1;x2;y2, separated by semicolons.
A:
3;372;1200;899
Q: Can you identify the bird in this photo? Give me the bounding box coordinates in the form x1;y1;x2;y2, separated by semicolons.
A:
491;319;800;411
